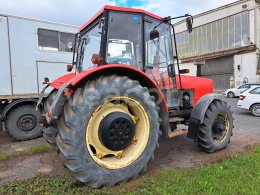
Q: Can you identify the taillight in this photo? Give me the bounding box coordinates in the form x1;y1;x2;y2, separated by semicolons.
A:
239;95;246;100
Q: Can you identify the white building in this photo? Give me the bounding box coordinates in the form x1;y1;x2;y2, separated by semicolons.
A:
174;0;260;91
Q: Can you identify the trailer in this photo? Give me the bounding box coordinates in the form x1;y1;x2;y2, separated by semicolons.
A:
0;13;78;140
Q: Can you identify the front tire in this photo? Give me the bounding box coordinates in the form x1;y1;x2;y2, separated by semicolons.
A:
56;76;160;188
197;100;233;153
5;105;43;141
227;91;235;98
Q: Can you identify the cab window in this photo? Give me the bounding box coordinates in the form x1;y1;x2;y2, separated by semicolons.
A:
144;17;174;73
78;24;101;71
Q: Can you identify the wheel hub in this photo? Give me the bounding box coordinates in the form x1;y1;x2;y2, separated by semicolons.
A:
212;115;228;141
17;115;37;132
99;112;135;151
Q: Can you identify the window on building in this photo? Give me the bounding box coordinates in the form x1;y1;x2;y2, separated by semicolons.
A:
222;17;229;50
234;14;242;47
38;29;75;52
60;32;75;52
38;29;59;51
241;11;249;46
228;15;235;49
198;27;202;54
176;11;249;58
217;20;223;51
212;22;218;52
202;25;207;53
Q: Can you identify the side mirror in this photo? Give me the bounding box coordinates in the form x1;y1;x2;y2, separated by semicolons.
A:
150;29;159;40
186;17;193;33
67;64;73;72
179;69;190;74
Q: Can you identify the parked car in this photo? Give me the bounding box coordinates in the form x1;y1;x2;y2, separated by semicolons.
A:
224;83;260;98
237;86;260;117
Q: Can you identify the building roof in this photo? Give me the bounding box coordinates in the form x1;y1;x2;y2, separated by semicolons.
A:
79;5;162;31
175;0;260;26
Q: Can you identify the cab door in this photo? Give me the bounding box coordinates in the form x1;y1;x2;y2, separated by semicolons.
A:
144;17;177;107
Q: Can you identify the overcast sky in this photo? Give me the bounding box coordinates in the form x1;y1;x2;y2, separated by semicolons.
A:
0;0;238;26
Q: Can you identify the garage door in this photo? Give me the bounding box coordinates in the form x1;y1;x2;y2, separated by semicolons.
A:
201;56;234;91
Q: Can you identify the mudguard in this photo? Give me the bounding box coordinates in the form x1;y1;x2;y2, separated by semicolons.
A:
46;83;69;127
36;73;75;110
187;93;221;140
1;99;38;121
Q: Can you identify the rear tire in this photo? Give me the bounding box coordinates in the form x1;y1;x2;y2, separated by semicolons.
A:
197;100;233;153
250;104;260;117
42;90;58;147
5;105;42;141
227;91;235;98
56;75;160;188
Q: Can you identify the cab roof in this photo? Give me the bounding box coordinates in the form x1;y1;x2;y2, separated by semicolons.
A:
79;5;162;31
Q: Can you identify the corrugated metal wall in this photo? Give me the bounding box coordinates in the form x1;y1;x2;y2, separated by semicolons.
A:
201;56;234;91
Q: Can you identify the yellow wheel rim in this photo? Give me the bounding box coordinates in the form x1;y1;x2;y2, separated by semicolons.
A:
212;112;230;142
86;96;150;169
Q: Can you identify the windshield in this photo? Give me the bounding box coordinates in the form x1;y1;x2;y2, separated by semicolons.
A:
77;24;102;71
238;84;249;89
106;12;142;68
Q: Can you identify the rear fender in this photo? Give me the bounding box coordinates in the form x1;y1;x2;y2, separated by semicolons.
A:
36;73;76;111
1;99;38;121
187;94;221;140
49;65;169;133
49;73;76;90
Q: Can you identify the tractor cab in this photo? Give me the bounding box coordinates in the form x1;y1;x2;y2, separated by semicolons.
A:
74;6;173;70
71;6;194;109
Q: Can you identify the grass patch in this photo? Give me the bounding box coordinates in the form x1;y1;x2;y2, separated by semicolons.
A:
0;146;260;194
24;144;53;155
0;144;53;162
132;146;260;195
0;152;14;161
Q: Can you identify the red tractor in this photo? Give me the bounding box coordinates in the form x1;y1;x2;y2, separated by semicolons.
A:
38;6;233;188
